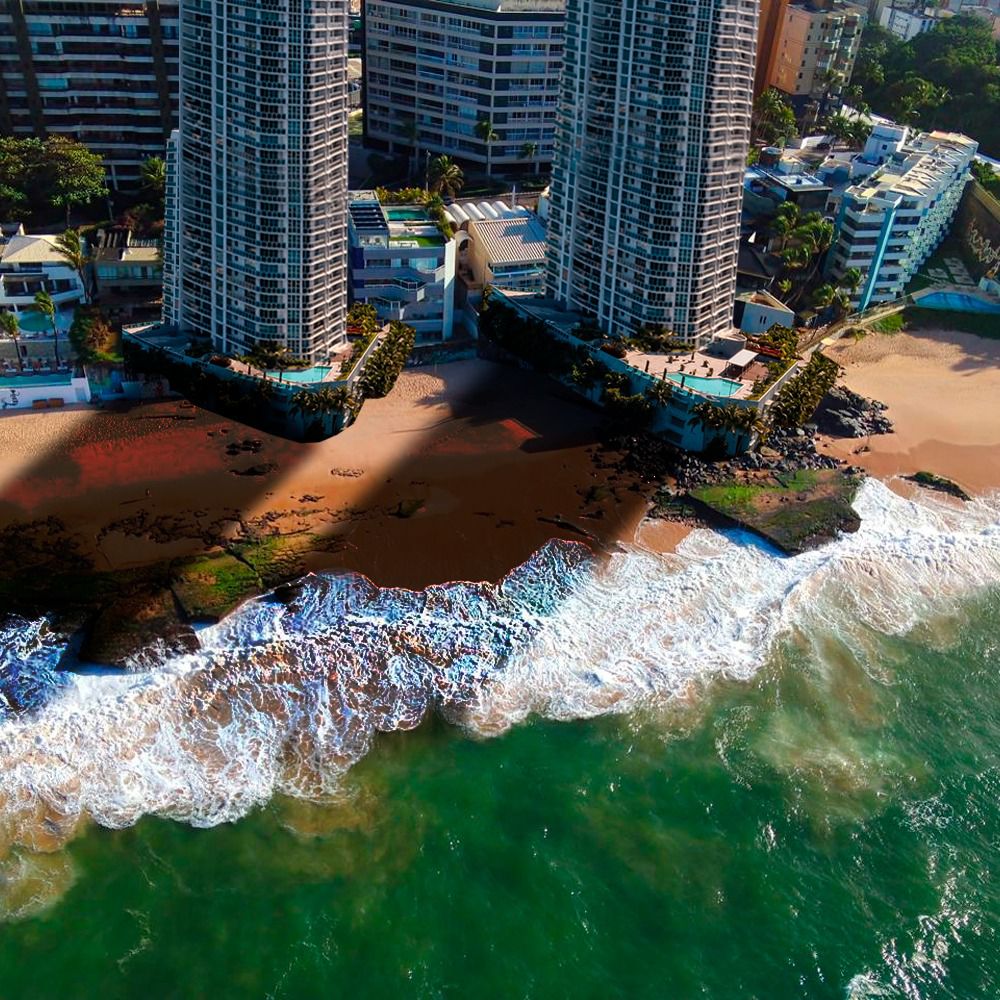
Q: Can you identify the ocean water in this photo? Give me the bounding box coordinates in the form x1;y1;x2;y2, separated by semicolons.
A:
1;479;999;997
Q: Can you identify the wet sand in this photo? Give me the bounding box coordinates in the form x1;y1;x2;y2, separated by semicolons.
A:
820;328;1000;496
0;360;655;590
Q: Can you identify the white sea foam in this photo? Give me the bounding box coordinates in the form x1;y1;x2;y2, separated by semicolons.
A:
0;479;997;846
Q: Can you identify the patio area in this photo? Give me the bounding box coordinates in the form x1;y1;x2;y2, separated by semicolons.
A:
623;345;770;400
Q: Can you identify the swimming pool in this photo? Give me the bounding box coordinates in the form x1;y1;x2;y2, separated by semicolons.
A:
271;366;333;384
0;373;71;388
665;372;744;398
16;308;74;334
916;291;1000;315
386;208;431;222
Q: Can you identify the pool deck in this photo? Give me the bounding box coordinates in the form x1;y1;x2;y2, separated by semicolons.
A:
624;348;758;400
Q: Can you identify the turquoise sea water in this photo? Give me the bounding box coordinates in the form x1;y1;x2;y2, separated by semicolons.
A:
1;480;999;997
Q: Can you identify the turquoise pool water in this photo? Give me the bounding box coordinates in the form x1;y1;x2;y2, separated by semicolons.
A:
917;291;1000;314
16;308;73;334
272;366;333;384
17;312;53;334
386;208;430;222
0;372;71;388
665;372;743;397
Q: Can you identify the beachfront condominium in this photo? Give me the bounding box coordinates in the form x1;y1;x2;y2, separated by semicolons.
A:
363;0;565;174
163;0;349;362
546;0;757;345
826;125;977;310
0;0;179;189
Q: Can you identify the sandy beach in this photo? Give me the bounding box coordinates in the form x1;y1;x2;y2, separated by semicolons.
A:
821;326;1000;496
0;359;654;591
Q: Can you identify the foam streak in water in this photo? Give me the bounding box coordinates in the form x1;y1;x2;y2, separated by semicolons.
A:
0;479;998;848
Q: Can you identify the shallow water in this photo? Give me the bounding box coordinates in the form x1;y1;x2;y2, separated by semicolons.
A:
1;479;999;996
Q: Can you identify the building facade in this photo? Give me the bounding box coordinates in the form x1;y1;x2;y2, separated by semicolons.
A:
363;0;565;174
163;0;350;362
768;0;865;105
0;0;178;189
827;128;977;310
348;190;456;341
0;232;88;323
755;0;790;99
546;0;757;345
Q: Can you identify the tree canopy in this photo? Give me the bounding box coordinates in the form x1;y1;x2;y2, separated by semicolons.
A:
0;136;108;224
851;16;1000;155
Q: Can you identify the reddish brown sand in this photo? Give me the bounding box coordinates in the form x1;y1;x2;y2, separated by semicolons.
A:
0;360;654;589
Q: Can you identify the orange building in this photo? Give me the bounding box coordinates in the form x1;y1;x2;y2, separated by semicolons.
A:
754;0;790;99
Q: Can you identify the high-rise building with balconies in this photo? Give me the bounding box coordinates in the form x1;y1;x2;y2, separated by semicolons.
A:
163;0;349;362
546;0;757;345
0;0;179;189
363;0;565;175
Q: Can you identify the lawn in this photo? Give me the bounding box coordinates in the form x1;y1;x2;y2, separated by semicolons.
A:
690;469;862;554
900;306;1000;339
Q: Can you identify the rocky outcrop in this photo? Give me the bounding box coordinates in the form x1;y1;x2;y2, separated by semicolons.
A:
814;386;893;439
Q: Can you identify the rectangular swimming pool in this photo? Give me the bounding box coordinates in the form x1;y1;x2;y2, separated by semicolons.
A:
665;372;744;398
0;373;72;388
271;366;334;384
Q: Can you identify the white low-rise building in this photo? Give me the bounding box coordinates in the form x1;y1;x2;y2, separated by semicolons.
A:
348;191;456;342
733;289;795;334
451;201;546;294
827;129;978;310
0;234;87;323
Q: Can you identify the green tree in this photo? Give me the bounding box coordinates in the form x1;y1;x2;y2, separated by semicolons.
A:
752;88;798;147
42;136;108;226
427;155;465;198
475;118;500;175
32;289;60;366
54;229;91;305
140;156;166;200
0;310;24;372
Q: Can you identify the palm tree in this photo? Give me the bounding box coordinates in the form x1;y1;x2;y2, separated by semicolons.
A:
140;156;167;202
839;267;863;295
0;311;24;372
428;155;464;199
810;283;836;310
32;290;59;366
54;229;90;305
645;378;674;407
520;141;539;174
475;117;499;176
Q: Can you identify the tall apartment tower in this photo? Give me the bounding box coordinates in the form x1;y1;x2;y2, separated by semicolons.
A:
0;0;179;188
546;0;758;345
364;0;565;174
163;0;349;361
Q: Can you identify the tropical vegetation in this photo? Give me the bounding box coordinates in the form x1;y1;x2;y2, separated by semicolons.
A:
54;229;91;305
752;88;798;147
768;352;841;429
0;311;24;372
427;155;464;199
851;17;1000;156
357;320;415;398
68;306;119;363
32;290;60;366
0;136;107;225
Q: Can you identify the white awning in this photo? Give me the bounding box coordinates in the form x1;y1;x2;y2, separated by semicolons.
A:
728;349;758;369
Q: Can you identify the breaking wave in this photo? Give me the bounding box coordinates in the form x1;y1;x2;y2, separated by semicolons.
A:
0;478;998;850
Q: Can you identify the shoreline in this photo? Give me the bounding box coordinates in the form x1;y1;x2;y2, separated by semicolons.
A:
1;322;998;652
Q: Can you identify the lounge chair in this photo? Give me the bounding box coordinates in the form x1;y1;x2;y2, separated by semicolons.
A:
32;399;48;410
48;397;65;408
